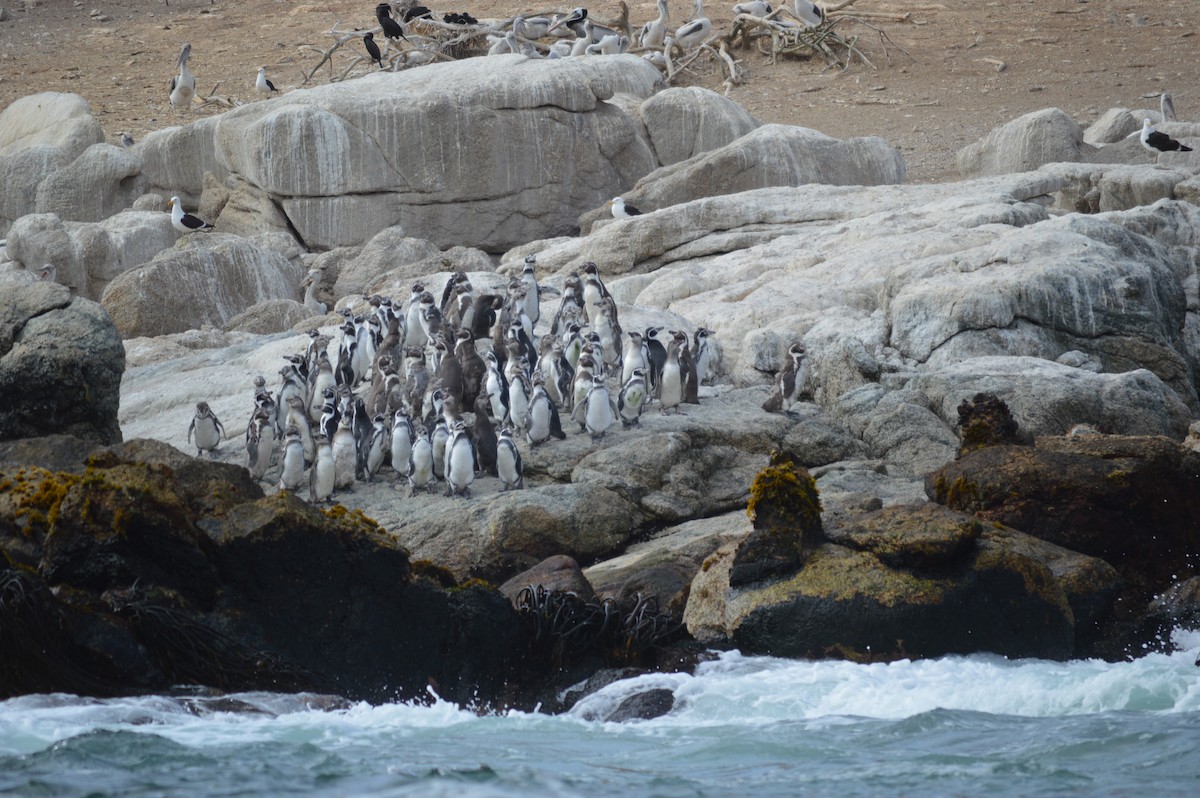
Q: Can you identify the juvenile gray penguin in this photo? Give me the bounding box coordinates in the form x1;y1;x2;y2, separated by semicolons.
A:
187;401;226;457
309;435;336;504
409;426;436;496
278;426;306;493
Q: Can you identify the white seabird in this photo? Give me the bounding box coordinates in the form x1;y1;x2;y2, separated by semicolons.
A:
608;197;643;219
794;0;825;27
255;67;279;96
1140;117;1193;161
733;1;773;18
675;0;713;51
640;0;670;49
168;196;215;234
169;43;196;111
1160;92;1177;123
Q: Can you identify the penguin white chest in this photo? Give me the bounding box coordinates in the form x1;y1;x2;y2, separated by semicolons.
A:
660;362;683;410
332;429;357;488
192;417;222;452
446;436;475;495
310;444;335;502
586;388;614;438
279;441;306;491
391;424;413;478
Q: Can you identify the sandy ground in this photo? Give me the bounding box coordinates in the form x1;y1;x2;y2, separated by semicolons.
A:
0;0;1195;183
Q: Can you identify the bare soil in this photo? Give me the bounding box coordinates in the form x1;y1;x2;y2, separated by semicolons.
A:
0;0;1195;184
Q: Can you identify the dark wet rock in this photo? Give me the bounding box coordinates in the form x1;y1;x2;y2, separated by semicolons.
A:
499;555;595;605
0;283;124;445
0;439;530;705
730;453;824;587
688;535;1076;661
927;435;1200;601
825;503;981;570
956;392;1022;455
604;688;675;722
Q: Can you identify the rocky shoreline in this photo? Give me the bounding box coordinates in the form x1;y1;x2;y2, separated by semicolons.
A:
3;54;1200;712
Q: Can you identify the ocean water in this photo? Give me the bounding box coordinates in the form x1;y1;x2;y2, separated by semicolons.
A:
3;632;1200;798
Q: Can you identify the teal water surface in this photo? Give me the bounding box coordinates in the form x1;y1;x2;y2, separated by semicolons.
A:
3;636;1200;798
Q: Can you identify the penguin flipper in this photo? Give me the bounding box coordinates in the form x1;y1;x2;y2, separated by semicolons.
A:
549;403;566;440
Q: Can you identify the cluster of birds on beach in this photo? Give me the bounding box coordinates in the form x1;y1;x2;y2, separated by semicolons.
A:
186;257;727;505
358;1;826;69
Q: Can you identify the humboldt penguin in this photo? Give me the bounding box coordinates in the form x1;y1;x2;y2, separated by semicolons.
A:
431;417;450;480
496;427;524;491
187;401;225;457
483;349;509;421
364;414;389;482
676;330;700;404
519;255;541;327
762;343;807;414
472;396;499;477
526;373;566;446
409;426;436;496
644;326;667;395
331;417;358;491
507;370;532;435
390;407;416;484
245;408;275;481
278;425;306;493
580;262;612;327
618;368;647;428
582;373;619;442
309;435;336;504
659;334;684;414
405;284;428;349
444;419;475;498
403;346;429;417
693;327;715;385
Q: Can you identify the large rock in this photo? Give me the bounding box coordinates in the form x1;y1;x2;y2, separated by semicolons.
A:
5;210;177;300
957;108;1093;178
623;124;906;215
101;234;303;337
0;93;106;234
157;55;663;252
639;86;760;166
927;435;1200;601
0;92;105;160
34;144;142;223
0;438;529;706
685;505;1082;661
0;283;124;445
908;357;1192;440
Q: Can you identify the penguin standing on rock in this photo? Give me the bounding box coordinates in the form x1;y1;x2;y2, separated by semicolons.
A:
444;419;475;498
245;409;275;481
409;426;436;496
581;373;619;442
188;402;225;457
496;427;524;491
278;426;307;493
762;343;808;414
309;435;336;504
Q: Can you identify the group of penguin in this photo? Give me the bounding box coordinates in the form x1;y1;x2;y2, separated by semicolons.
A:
187;257;716;504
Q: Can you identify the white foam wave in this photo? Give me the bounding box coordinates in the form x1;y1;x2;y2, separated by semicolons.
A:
3;638;1199;755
